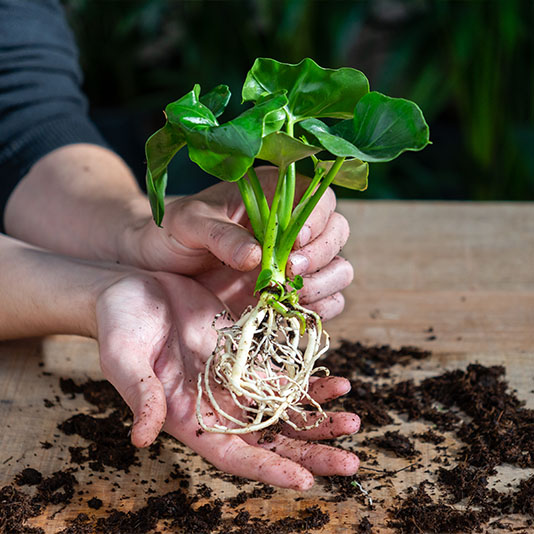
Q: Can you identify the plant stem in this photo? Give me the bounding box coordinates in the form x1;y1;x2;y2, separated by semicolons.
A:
278;121;296;231
277;156;346;270
261;165;287;284
237;176;264;242
299;166;325;205
247;167;270;228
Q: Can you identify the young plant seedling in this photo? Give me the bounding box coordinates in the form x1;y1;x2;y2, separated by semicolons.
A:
145;58;430;434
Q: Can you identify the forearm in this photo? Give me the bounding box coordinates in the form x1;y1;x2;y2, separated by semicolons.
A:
4;144;151;262
0;233;125;340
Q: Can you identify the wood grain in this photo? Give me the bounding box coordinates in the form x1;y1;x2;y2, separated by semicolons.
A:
1;201;533;533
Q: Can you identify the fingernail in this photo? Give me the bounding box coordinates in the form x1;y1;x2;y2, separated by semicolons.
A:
289;253;309;275
298;225;312;246
233;241;259;269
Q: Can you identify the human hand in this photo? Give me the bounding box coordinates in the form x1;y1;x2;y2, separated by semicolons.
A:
121;166;351;267
96;273;360;490
121;166;353;320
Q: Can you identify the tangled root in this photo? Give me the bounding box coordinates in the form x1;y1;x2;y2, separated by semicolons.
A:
196;295;330;434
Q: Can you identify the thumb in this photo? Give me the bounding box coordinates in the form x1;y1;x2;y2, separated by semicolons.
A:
203;217;262;271
99;345;167;448
171;199;262;271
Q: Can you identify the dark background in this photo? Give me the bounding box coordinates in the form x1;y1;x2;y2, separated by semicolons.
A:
63;0;534;200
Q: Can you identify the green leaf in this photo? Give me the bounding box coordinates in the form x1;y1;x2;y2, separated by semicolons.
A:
317;158;369;191
242;57;369;123
344;92;430;161
288;275;304;290
199;84;231;118
144;121;186;225
185;93;288;181
258;132;321;168
255;269;273;293
301;92;430;163
300;118;362;158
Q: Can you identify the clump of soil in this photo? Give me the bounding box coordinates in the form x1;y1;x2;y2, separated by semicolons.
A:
513;475;534;516
388;482;488;533
15;468;42;487
437;464;496;505
413;429;445;445
227;484;275;508
14;467;78;506
59;411;138;472
0;484;43;534
227;505;329;534
35;469;78;505
366;431;420;459
87;497;103;510
322;341;430;378
357;516;373;533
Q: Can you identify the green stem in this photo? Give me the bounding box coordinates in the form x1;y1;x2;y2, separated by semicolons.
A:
299;165;325;205
278;121;296;231
261;165;287;284
277;156;346;270
237;176;264;242
247;167;270;228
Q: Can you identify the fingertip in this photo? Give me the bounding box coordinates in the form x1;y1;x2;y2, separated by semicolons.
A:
335;376;352;397
232;241;261;271
345;413;361;435
294;225;312;248
292;470;315;491
131;415;165;448
340;453;360;476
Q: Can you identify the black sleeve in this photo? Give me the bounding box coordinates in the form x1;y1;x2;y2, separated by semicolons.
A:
0;0;108;228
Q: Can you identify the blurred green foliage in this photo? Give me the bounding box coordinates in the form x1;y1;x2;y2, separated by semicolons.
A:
63;0;533;200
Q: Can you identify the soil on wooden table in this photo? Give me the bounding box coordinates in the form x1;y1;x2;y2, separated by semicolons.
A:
3;341;534;533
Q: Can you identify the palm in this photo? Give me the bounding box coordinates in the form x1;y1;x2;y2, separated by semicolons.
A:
96;273;360;489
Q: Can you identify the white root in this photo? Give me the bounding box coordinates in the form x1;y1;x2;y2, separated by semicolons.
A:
196;294;330;434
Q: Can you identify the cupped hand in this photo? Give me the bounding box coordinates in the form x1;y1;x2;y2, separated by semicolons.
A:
96;273;360;490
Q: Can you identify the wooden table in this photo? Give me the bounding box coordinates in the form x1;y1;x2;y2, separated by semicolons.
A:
1;201;533;532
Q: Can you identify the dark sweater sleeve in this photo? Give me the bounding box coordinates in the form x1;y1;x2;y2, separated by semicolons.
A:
0;0;108;228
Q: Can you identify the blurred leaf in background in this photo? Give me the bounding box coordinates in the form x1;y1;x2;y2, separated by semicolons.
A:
63;0;533;200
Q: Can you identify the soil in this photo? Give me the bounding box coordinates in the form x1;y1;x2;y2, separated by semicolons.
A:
4;341;534;533
365;431;419;459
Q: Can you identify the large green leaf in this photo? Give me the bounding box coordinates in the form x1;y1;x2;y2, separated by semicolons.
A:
301;91;430;162
199;84;231;118
242;57;369;123
176;92;288;181
145;85;287;224
145;119;186;226
258;132;320;168
317;158;369;191
342;92;430;160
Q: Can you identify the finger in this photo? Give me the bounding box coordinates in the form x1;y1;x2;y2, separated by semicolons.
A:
100;345;167;448
307;376;352;403
165;409;315;491
306;292;346;321
282;411;361;441
246;433;360;477
293;185;337;249
288;212;350;276
170;199;262;272
298;256;354;304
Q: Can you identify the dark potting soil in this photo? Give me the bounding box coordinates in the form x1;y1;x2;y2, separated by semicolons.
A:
356;515;373;533
322;340;431;378
0;484;43;534
387;481;488;533
59;411;139;472
5;341;534;533
15;468;43;487
365;431;420;459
